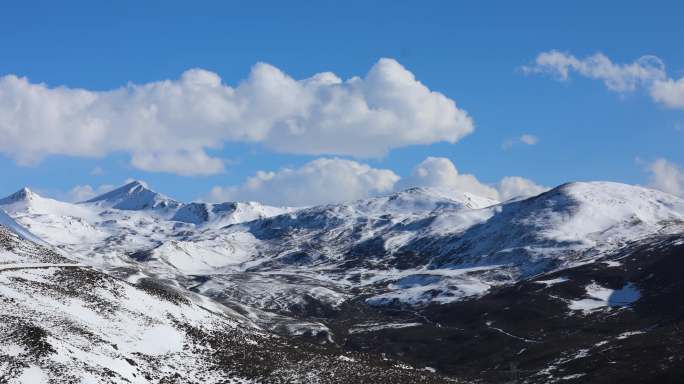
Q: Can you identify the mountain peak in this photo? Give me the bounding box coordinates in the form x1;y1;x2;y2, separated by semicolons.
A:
0;186;39;205
83;180;180;211
124;179;146;188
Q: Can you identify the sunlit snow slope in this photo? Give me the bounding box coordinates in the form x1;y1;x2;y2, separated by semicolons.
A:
2;181;683;315
0;225;445;383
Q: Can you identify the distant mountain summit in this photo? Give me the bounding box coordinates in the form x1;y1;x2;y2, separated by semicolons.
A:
82;180;181;211
171;201;294;226
0;187;37;205
354;186;499;215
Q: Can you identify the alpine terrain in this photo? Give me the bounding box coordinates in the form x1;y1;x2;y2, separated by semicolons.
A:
2;180;684;383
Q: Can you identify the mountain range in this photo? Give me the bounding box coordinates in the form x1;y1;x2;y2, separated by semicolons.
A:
1;180;684;383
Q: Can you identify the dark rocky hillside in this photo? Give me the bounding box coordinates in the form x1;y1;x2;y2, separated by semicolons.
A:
328;235;684;383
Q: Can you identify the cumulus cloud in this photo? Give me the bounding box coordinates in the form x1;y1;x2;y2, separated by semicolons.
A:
400;157;500;200
648;158;684;197
651;77;684;109
208;156;548;206
524;50;684;110
0;59;473;175
497;176;549;201
208;158;400;206
402;157;548;201
131;150;225;176
67;184;114;202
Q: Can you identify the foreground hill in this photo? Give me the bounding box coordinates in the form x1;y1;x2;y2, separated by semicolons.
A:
340;234;684;383
0;224;446;383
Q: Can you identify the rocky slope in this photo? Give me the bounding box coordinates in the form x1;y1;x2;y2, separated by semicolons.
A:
0;221;447;383
339;234;684;383
2;180;684;382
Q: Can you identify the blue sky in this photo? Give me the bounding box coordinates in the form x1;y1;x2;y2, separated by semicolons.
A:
1;1;683;204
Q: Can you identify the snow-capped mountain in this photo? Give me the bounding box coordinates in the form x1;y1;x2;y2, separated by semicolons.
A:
3;180;684;383
0;183;294;267
171;201;295;227
0;187;34;205
82;180;181;212
181;181;684;307
3;181;684;307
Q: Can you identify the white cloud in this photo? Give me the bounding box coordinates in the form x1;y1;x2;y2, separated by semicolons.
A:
0;59;473;175
519;134;539;145
402;157;548;201
209;158;400;206
523;50;665;92
131;150;225;176
90;166;104;176
208;156;548;206
648;158;684;197
651;77;684;109
497;176;549;201
503;133;539;149
67;184;114;202
401;157;500;200
524;50;684;111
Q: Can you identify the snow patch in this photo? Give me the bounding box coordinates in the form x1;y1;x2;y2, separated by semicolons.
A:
617;330;645;340
569;282;640;312
535;277;569;286
133;325;185;355
16;365;49;384
348;322;422;334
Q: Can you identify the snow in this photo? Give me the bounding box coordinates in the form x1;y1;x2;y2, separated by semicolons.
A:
616;331;645;340
354;187;499;215
152;233;259;274
172;201;296;228
569;282;641;312
0;230;257;383
486;324;541;343
1;180;681;316
16;365;49;384
367;274;491;306
1;344;25;357
348;322;423;334
604;260;622;267
1;187;97;220
133;325;185;355
0;209;44;244
542;182;684;248
0;185;292;272
535;277;569;286
82;180;180;212
0;222;446;382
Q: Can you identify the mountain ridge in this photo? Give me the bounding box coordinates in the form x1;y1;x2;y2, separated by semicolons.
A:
82;180;181;211
2;179;684;382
